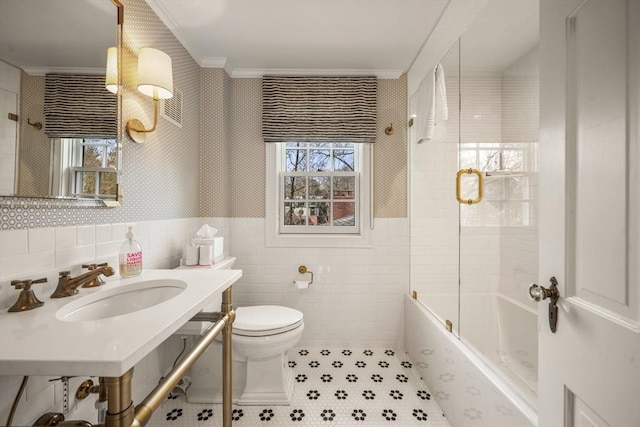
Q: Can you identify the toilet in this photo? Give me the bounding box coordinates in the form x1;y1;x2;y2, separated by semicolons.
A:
185;304;304;405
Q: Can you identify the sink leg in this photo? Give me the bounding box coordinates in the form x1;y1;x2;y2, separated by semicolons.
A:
222;286;234;427
103;369;134;427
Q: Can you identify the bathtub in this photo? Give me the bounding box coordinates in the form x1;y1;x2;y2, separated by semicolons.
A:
404;294;537;427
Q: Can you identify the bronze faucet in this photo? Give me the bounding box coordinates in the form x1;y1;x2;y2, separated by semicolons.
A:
51;265;115;298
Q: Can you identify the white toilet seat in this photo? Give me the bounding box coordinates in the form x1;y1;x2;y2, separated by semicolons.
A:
233;306;303;337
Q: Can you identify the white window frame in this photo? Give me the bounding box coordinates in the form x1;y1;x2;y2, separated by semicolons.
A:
49;138;117;199
266;142;372;248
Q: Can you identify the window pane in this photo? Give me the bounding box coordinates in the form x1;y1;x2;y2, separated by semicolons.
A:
308;142;330;148
284;202;306;225
309;150;331;171
332;202;355;226
106;145;117;168
308;202;330;226
333;143;355;148
286;142;306;148
286;149;307;172
478;149;500;171
83;145;103;167
79;172;96;194
99;172;117;196
506;176;524;199
333;176;355;199
283;176;306;200
502;150;523;171
309;176;330;199
333;150;355;171
459;150;476;169
483;179;504;200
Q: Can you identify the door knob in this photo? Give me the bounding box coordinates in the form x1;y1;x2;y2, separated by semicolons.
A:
529;277;560;333
529;277;559;301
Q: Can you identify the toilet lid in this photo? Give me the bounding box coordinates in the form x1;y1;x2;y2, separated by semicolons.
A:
234;306;303;335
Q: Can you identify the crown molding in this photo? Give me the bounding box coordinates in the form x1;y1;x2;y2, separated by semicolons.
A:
201;57;227;68
230;68;404;79
144;0;206;67
200;57;234;76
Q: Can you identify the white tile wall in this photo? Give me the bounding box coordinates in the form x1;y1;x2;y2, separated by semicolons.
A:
228;217;410;349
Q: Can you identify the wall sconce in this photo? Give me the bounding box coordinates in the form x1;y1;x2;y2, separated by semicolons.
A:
126;47;174;143
105;47;118;94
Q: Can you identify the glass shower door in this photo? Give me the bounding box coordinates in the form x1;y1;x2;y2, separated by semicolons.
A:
457;0;540;408
409;39;461;336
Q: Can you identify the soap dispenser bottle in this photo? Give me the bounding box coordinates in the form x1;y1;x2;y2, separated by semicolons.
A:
119;226;143;277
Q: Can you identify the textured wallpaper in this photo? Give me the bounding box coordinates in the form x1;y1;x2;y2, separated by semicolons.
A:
17;73;49;197
375;75;408;218
199;68;232;217
0;0;408;230
198;75;408;219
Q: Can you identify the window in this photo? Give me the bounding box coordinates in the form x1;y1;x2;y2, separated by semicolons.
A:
266;142;371;247
51;138;117;199
281;142;359;233
459;142;537;227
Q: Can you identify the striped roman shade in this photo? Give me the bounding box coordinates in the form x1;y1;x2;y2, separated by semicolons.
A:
44;74;117;138
262;76;377;143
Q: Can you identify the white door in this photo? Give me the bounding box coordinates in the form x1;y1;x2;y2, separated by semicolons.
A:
539;0;639;426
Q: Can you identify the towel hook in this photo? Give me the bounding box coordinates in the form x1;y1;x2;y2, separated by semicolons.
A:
384;123;394;135
27;118;42;131
298;265;314;285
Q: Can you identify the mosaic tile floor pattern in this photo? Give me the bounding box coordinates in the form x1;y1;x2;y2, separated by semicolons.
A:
149;347;450;426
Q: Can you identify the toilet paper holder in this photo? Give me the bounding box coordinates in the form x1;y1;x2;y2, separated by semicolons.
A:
298;265;314;285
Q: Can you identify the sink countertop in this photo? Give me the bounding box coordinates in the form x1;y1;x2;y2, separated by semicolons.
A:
0;268;242;377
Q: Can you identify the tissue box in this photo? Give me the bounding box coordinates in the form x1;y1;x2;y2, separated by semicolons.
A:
191;237;224;263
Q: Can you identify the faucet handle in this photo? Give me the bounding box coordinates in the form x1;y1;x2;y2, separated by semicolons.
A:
82;262;109;271
59;271;71;277
11;277;47;290
8;278;46;312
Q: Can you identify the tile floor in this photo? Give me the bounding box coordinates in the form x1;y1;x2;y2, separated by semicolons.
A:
149;347;450;426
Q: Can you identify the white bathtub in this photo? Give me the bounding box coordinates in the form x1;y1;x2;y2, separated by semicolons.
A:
404;294;537;427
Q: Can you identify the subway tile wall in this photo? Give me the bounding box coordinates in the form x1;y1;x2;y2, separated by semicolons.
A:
228;217;409;348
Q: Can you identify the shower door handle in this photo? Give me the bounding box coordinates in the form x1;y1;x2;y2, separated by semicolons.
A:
455;168;483;205
529;277;559;333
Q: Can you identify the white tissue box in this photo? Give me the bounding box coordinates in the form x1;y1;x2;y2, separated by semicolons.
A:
191;237;224;263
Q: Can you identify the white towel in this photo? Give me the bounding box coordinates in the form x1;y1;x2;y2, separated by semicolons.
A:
416;63;448;143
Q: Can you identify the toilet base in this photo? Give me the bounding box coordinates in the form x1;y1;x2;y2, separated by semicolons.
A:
237;354;294;405
186;341;295;406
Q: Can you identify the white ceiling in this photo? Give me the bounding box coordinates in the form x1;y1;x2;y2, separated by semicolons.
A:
146;0;450;77
0;0;116;74
0;0;538;79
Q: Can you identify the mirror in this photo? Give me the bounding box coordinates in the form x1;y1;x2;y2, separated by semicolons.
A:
0;0;121;200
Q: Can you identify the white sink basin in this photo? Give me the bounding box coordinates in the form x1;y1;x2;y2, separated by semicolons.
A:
56;279;187;322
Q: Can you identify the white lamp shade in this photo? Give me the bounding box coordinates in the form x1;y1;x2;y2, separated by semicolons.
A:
105;47;118;94
137;47;173;99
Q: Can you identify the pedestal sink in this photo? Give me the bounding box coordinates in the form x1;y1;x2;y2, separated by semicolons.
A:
56;279;187;322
